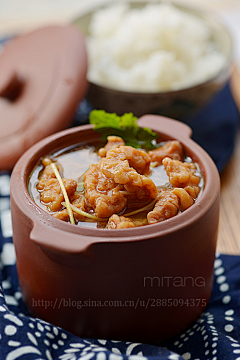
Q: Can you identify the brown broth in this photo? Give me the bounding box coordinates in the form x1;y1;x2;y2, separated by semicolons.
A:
28;143;204;228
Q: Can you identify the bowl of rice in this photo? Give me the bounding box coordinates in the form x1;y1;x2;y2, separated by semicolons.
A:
73;0;233;119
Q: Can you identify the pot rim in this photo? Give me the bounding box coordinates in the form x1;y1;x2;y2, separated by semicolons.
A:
10;115;220;252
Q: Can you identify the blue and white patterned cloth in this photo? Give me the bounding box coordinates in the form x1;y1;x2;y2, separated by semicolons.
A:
1;171;240;360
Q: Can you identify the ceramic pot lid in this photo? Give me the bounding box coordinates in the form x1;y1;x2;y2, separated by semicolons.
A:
0;25;88;170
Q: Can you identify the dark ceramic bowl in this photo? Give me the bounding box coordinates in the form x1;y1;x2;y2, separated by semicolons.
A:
10;115;220;344
73;0;233;119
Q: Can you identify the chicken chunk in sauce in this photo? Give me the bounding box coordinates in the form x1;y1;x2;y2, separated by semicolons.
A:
98;136;125;157
105;146;151;175
106;214;136;229
84;163;127;218
148;140;184;165
36;164;77;212
53;193;86;222
147;190;180;224
84;146;157;218
162;157;201;199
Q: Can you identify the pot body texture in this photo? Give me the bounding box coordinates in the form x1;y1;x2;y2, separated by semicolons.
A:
10;115;220;344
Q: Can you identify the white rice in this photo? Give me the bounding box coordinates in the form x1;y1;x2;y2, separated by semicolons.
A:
86;3;226;92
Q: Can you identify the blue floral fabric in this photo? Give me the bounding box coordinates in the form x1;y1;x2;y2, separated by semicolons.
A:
0;172;240;360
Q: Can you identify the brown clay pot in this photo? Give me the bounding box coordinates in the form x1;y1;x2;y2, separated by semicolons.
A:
0;25;88;170
10;115;220;344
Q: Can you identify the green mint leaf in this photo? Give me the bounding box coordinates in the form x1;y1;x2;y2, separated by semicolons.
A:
89;110;158;149
120;112;138;128
89;110;121;130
